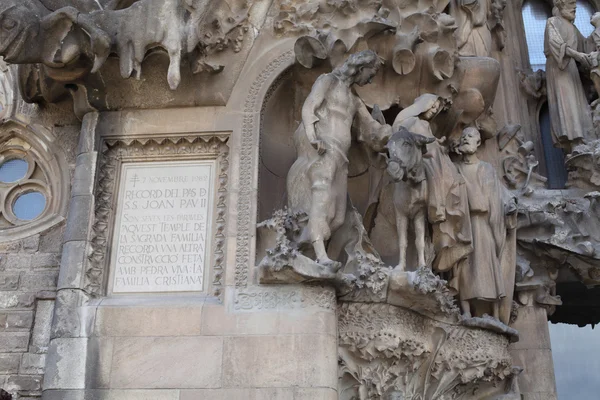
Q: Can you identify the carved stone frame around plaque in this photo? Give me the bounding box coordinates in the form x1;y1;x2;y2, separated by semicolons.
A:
85;133;229;298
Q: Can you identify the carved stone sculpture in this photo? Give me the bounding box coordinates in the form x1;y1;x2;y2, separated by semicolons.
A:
286;49;392;271
385;127;435;272
387;94;473;273
451;0;505;57
455;128;517;322
0;0;249;91
544;0;595;150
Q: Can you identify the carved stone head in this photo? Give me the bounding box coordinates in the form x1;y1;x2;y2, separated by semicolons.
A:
337;50;384;87
458;127;481;155
386;127;435;183
591;12;600;28
554;0;577;22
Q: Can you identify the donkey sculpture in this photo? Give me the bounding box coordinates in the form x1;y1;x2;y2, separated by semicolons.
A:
385;127;435;272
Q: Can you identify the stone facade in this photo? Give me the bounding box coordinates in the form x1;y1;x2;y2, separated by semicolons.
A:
0;0;599;399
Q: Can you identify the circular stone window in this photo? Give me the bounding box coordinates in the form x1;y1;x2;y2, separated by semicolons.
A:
13;191;46;221
0;159;29;183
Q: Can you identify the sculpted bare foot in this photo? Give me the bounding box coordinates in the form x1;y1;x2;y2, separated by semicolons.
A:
316;257;342;272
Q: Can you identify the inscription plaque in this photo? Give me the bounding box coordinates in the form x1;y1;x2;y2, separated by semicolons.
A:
110;160;215;293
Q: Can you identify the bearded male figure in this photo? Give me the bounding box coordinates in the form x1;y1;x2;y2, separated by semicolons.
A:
287;50;392;269
455;128;514;320
544;0;595;150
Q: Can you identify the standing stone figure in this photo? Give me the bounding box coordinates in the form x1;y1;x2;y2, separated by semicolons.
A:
451;0;493;57
287;50;392;269
455;127;508;319
544;0;594;150
392;94;472;273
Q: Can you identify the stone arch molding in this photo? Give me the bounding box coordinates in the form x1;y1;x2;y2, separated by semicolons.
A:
233;41;295;289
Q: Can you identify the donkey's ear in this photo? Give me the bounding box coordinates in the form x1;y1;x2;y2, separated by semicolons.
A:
413;133;436;146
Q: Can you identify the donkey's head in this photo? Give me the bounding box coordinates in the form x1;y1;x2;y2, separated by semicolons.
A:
385;127;435;183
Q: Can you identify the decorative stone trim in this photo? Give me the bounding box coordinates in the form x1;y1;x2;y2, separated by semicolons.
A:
86;133;230;298
235;49;295;288
234;285;337;311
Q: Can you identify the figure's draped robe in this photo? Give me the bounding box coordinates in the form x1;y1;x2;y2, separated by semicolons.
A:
393;117;472;272
452;0;492;57
456;161;505;302
544;16;594;146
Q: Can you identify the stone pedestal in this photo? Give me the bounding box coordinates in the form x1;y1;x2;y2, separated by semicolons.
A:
509;305;558;400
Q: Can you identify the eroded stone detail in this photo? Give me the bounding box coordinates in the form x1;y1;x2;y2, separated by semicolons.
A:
338;302;519;400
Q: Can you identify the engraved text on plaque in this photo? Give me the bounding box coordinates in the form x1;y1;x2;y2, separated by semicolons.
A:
110;161;214;293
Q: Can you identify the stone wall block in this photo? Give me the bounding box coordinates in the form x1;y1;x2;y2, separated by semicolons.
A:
63;195;94;243
85;337;113;389
0;332;30;352
5;375;42;392
32;300;55;352
72;153;98;197
2;311;34;330
39;225;65;253
57;241;87;290
19;272;58;292
5;254;32;271
93;305;203;337
0;274;19;291
110;337;223;389
0;292;35;309
43;338;88;390
20;353;46;375
31;253;61;270
21;235;40;253
0;353;20;374
222;334;338;389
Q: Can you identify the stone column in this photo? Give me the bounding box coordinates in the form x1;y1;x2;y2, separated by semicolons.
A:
509;299;557;400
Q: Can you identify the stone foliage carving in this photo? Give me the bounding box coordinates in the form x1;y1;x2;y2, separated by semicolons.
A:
338;302;520;400
87;134;229;297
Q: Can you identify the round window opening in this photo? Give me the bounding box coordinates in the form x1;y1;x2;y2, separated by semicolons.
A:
0;159;29;183
13;192;46;221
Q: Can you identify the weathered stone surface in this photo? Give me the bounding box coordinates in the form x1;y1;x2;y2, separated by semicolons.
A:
110;337;223;389
0;353;20;374
222;335;337;388
0;332;29;353
0;275;19;291
5;374;42;392
19;353;46;375
2;311;34;330
44;338;88;390
93;305;203;337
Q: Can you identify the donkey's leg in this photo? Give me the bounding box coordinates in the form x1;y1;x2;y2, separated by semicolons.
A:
414;209;426;268
395;212;408;272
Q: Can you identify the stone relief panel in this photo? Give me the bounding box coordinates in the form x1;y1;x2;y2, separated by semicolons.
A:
87;134;229;298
